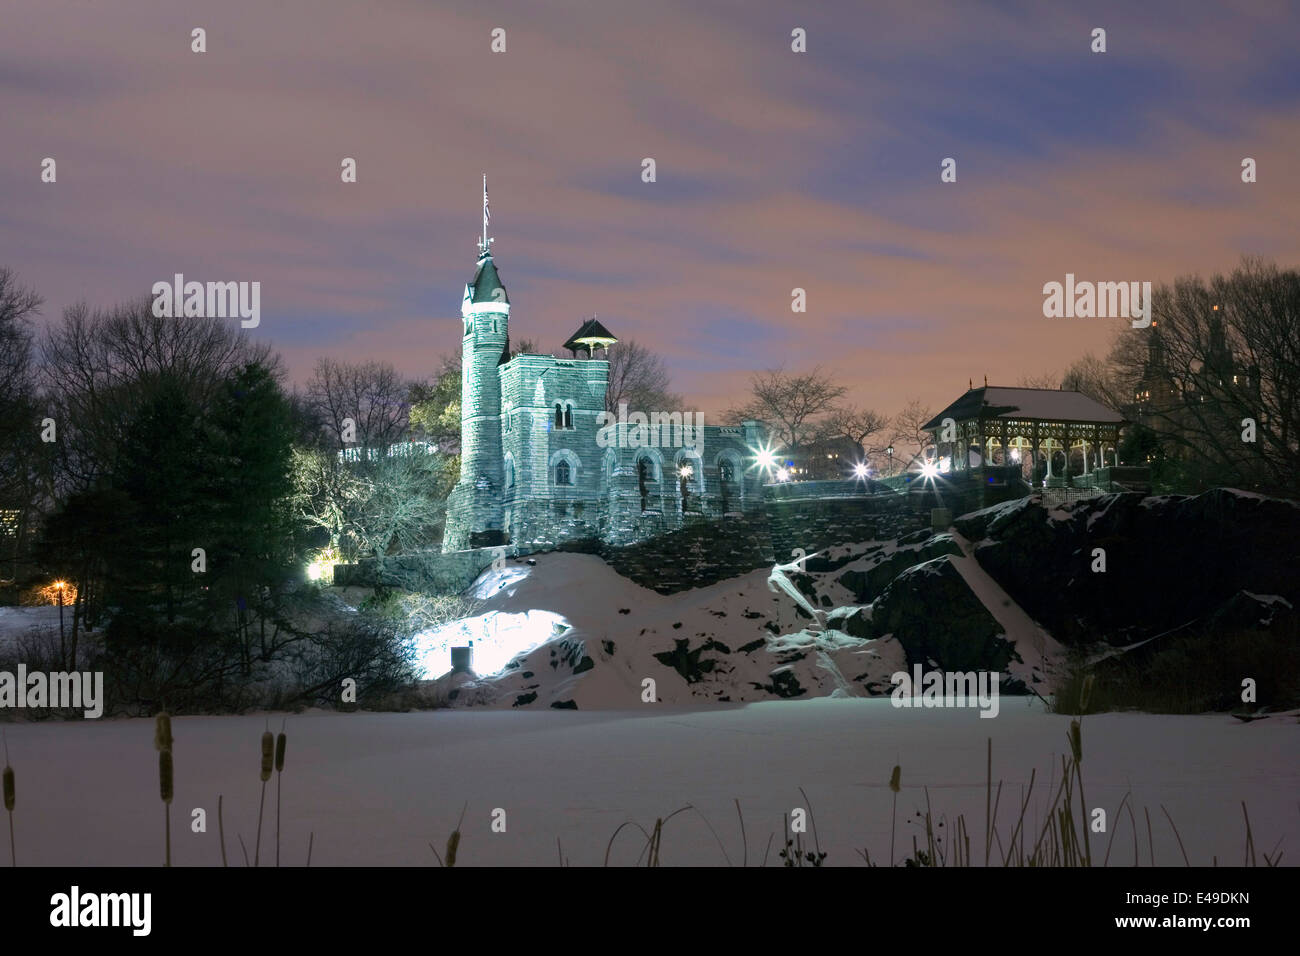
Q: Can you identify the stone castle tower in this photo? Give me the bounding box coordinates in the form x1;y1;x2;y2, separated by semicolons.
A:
442;178;767;555
443;229;512;549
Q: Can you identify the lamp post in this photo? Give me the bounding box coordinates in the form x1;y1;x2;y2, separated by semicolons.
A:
53;579;66;653
886;445;894;477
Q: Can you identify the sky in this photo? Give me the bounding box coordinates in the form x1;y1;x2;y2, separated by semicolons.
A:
2;0;1297;420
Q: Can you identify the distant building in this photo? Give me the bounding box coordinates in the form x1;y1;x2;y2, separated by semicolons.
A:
779;436;865;481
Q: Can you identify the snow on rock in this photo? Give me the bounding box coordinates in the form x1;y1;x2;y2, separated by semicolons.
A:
428;538;1050;708
423;552;913;708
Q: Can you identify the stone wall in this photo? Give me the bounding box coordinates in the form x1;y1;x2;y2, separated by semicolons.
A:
350;489;939;597
763;492;925;557
598;513;774;594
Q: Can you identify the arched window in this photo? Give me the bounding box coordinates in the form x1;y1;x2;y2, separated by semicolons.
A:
556;460;572;486
719;460;734;483
505;459;515;488
564;405;573;429
555;404;563;428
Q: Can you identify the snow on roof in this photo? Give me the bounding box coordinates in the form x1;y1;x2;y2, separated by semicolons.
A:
923;386;1125;429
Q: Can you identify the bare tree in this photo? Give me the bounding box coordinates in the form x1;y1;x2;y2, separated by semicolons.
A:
726;366;847;456
1061;352;1124;409
0;268;45;579
888;398;935;467
292;443;455;565
1016;372;1060;389
349;450;455;566
306;358;412;450
289;445;365;557
605;339;681;414
1105;257;1300;496
0;267;41;412
41;297;275;494
508;337;539;360
822;404;890;456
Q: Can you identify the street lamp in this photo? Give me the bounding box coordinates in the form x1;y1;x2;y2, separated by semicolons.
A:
886;445;895;476
53;580;67;647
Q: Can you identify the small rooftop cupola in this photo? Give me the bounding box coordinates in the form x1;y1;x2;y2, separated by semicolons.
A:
563;316;618;358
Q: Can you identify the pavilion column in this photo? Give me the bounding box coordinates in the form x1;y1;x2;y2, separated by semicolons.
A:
1031;422;1040;488
1082;436;1090;476
1000;421;1009;468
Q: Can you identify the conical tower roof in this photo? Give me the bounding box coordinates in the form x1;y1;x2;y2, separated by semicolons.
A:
467;253;508;305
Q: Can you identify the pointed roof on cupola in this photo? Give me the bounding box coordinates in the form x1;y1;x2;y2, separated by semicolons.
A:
467;253;508;305
563;317;618;357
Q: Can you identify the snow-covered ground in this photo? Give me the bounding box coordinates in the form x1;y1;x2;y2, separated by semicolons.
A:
415;549;1058;707
0;605;62;653
2;701;1294;866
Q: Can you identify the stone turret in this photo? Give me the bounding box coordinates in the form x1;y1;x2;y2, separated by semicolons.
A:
443;248;510;551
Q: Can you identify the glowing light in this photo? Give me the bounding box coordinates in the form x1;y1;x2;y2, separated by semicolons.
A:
413;609;571;678
306;548;339;584
853;462;869;478
775;467;790;482
1010;448;1022;463
921;462;939;479
38;580;77;606
750;441;780;475
679;463;694;479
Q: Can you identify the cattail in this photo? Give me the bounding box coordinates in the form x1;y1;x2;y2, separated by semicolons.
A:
1068;719;1083;764
159;750;174;803
4;732;14;867
1079;674;1095;713
445;830;460;868
159;749;173;867
154;712;173;752
274;726;287;867
255;728;272;866
888;764;901;867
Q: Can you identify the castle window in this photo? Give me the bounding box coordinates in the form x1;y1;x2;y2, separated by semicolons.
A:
555;404;563;429
556;460;572;485
719;460;734;483
564;405;573;429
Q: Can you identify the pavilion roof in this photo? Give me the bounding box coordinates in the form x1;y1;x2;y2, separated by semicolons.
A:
922;386;1125;430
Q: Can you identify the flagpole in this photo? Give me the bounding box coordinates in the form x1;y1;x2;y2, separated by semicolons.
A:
481;173;488;255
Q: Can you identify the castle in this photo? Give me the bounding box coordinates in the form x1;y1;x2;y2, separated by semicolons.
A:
442;193;767;554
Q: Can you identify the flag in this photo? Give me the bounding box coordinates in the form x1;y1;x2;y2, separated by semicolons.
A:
483;176;491;225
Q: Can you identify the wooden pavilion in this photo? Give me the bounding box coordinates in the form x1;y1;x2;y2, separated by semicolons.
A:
922;384;1127;487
